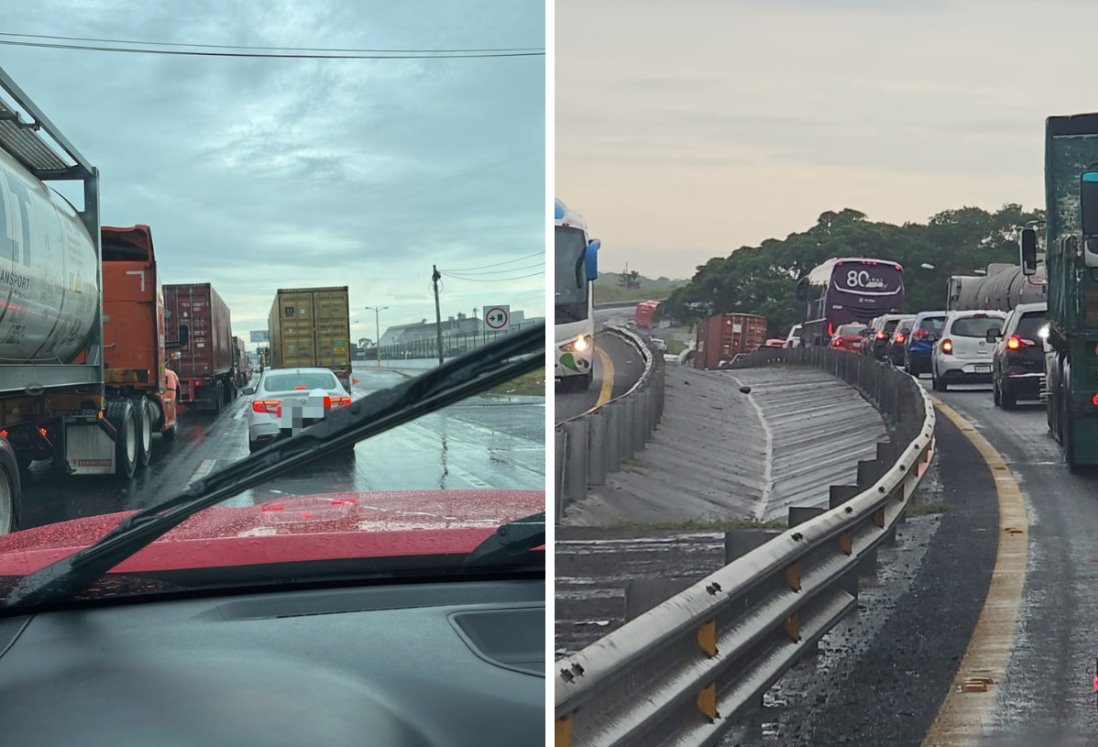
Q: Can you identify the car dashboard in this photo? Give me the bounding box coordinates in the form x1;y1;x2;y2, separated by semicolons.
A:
0;579;544;746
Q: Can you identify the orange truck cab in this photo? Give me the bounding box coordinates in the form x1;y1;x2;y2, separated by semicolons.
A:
101;225;181;462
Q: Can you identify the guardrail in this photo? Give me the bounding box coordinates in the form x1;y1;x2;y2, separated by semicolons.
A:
554;347;936;746
555;325;666;521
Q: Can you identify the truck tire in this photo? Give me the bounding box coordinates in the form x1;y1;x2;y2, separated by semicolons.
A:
0;439;21;535
106;399;138;480
134;397;153;469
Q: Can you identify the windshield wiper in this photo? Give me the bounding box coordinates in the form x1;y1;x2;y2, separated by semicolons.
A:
463;511;545;570
5;324;546;608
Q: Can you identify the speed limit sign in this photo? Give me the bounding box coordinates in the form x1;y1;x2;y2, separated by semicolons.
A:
483;305;510;331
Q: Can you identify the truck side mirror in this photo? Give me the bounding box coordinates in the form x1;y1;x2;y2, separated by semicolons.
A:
585;239;600;281
1020;227;1039;276
1081;171;1098;267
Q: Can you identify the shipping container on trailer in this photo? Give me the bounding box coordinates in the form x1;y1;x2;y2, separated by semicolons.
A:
268;286;352;389
635;300;660;329
164;283;235;413
693;313;768;369
231;336;250;388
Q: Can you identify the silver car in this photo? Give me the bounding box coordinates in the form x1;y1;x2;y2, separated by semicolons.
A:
245;368;353;452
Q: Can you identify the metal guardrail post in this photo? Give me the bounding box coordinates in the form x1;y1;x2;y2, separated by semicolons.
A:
588;409;608;486
562;419;589;506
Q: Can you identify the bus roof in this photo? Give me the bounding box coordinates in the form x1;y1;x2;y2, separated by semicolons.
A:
555;198;587;230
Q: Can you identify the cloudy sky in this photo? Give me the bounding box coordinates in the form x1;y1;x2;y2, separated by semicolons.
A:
2;0;544;347
557;0;1094;279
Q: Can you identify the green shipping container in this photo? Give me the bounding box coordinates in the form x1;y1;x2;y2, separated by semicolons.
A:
268;286;352;387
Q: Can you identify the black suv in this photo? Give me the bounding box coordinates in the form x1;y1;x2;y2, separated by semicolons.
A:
990;302;1047;408
866;314;913;361
887;318;915;366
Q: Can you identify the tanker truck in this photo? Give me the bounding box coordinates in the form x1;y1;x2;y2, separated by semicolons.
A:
0;68;150;533
946;261;1046;312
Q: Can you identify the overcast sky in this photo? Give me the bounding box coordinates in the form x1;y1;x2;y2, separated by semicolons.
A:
2;0;544;347
557;0;1093;279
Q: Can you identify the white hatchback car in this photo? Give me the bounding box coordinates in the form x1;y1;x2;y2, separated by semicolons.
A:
931;310;1006;392
245;367;353;452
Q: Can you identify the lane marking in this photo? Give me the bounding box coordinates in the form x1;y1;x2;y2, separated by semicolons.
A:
727;373;775;520
186;458;218;488
595;346;615;408
921;397;1028;747
234;406;247;421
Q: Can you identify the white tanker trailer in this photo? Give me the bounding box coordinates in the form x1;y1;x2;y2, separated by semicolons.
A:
947;259;1047;312
0;67;143;534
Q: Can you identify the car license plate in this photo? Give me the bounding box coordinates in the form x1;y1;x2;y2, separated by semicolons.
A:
974;364;991;373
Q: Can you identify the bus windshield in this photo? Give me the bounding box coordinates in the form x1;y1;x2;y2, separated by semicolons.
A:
555;226;588;322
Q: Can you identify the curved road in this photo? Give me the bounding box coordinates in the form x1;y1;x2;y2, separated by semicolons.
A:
726;376;1098;745
555;307;648;423
17;367;544;530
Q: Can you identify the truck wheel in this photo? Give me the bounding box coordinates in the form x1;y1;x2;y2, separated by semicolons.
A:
134;397;153;469
106;399;138;480
0;440;21;535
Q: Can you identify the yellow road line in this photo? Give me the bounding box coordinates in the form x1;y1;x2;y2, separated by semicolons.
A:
595;347;615;407
921;397;1028;747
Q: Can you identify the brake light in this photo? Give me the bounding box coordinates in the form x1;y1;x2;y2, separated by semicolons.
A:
895;333;906;343
1007;336;1021;350
833;339;842;347
876;330;886;340
252;400;281;416
941;339;953;353
329;395;352;408
827;323;835;337
294;385;308;390
0;429;7;440
1093;393;1098;407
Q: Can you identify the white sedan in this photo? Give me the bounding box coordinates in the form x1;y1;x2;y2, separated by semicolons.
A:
244;368;353;452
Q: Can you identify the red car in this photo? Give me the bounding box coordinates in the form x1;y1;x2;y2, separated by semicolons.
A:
831;323;869;352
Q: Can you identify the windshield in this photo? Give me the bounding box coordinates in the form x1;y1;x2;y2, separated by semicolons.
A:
0;2;547;609
1017;313;1047;339
555;226;589;322
918;316;947;332
952;316;1003;337
263;372;340;392
838;324;865;336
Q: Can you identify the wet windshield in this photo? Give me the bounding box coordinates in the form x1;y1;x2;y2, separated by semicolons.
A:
0;2;546;607
555;226;589;322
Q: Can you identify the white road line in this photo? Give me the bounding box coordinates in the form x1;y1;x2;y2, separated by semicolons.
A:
186;458;218;487
234;406;247;420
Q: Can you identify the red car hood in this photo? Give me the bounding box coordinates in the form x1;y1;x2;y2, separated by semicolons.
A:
0;490;544;577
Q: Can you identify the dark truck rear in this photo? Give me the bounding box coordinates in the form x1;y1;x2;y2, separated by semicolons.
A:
164;283;235;413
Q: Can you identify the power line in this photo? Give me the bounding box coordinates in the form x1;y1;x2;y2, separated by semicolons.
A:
0;30;543;55
441;262;543;277
0;39;544;59
440;270;543;282
439;250;544;273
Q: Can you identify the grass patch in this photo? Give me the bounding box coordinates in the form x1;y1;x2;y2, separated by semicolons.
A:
605;516;787;532
592;284;673;303
906;499;947;517
487;368;545;396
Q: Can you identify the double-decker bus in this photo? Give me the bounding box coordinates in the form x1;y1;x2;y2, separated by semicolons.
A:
554;199;600;391
796;258;905;346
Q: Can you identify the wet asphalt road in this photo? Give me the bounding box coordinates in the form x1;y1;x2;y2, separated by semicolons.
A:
556;304;649;423
18;367;545;530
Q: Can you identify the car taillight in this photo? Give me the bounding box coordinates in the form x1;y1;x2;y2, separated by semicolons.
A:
876;330;886;340
914;329;928;340
1007;336;1021;350
895;333;906;344
1092;393;1098;407
328;395;352;409
252;400;281;416
294;385;308;390
941;339;953;353
833;339;842;347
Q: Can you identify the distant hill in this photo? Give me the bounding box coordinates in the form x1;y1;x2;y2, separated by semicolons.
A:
593;272;686;302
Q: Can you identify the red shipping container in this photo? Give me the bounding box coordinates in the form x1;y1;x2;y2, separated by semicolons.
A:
694;313;768;369
164;283;234;410
635;300;660;328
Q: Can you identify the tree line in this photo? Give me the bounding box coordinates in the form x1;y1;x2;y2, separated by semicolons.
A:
660;205;1044;337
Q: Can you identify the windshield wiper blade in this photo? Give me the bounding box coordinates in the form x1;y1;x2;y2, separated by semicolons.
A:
5;324;546;609
463;512;545;570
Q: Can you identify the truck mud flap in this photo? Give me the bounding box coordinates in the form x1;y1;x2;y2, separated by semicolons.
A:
63;418;116;475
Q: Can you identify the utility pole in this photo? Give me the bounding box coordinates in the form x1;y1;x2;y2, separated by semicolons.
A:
364;306;388;368
432;265;444;366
